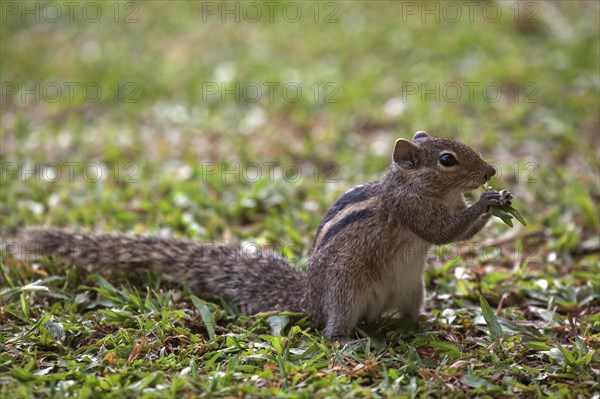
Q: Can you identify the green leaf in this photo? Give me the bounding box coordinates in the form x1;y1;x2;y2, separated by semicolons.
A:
100;309;133;322
127;371;163;392
556;344;576;365
93;275;120;293
490;200;527;227
441;256;461;274
490;206;514;227
0;279;49;300
190;295;216;340
524;342;553;351
577;350;595;366
6;313;52;343
267;315;290;337
429;341;461;353
503;205;527;226
543;347;565;362
10;366;36;382
479;295;503;340
461;374;490;389
20;291;29;319
45;321;65;341
430;341;462;360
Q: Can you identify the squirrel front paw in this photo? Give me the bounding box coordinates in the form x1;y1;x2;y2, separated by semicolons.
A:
479;189;513;210
498;189;513;206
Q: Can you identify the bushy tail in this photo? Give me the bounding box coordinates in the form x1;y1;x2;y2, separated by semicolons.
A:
17;228;307;313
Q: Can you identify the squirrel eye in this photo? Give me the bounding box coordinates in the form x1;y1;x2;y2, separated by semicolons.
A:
439;153;458;167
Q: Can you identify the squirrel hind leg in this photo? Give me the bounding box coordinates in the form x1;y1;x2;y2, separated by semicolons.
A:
396;284;425;321
322;306;361;340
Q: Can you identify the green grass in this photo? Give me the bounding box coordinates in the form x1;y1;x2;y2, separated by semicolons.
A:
1;1;599;398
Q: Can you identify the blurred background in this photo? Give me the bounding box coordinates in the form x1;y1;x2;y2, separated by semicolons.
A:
1;1;598;261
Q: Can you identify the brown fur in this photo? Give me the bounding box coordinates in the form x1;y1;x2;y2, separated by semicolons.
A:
18;132;512;340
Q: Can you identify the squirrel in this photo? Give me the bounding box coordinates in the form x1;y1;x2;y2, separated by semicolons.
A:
18;131;513;340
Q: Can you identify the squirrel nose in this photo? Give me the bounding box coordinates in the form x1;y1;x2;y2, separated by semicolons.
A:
484;166;496;181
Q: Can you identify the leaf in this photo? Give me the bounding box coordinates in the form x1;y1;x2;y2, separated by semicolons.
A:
524;342;553;351
100;309;133;322
577;350;595;366
542;347;565;362
127;371;163;392
556;344;575;365
6;313;52;343
20;292;29;319
128;344;143;364
429;341;461;353
430;341;462;360
190;295;216;340
479;295;503;340
0;279;49;300
104;352;116;365
461;374;490;389
440;256;461;274
10;366;35;382
505;206;527;226
490;206;514;227
93;275;120;293
267;315;289;336
33;366;54;376
45;321;65;341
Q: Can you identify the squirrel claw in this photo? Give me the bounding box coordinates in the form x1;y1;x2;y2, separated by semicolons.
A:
499;190;513;206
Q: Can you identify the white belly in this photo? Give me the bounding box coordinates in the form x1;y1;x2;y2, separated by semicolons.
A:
361;236;431;321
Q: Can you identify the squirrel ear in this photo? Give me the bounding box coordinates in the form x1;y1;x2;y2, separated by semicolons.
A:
412;131;430;141
393;139;420;164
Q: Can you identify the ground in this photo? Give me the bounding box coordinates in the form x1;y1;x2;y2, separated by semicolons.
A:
1;1;599;398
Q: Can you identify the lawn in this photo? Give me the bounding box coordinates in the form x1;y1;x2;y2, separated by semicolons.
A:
1;1;599;398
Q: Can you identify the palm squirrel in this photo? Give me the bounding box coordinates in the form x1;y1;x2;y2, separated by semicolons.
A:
18;131;513;340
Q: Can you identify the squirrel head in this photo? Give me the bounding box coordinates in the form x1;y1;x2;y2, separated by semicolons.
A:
390;131;496;196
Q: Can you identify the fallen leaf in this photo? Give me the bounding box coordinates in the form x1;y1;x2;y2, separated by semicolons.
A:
128;344;142;364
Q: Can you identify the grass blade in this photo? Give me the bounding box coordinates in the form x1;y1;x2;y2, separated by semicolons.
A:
190;295;216;340
479;295;503;340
